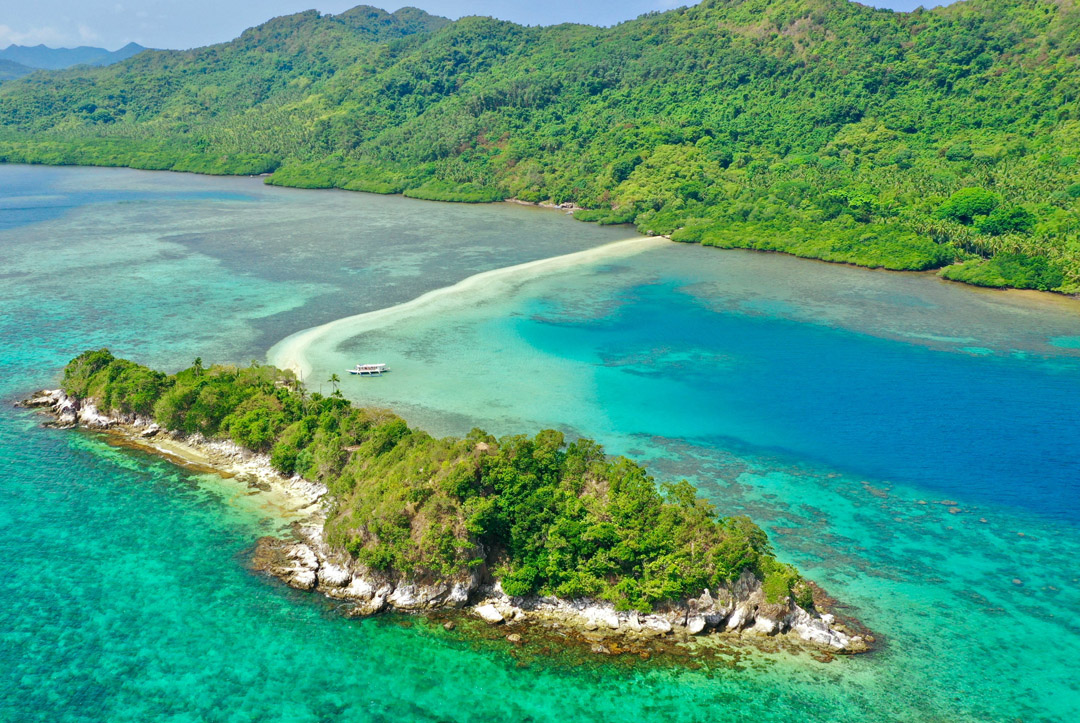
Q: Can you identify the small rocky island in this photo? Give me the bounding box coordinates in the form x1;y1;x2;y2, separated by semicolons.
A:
20;350;871;657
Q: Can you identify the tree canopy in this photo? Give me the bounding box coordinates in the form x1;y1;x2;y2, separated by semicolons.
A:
61;349;808;611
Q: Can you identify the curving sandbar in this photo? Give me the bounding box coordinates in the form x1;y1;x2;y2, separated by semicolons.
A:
267;235;668;379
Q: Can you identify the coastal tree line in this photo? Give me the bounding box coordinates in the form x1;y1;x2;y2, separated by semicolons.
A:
2;1;1078;290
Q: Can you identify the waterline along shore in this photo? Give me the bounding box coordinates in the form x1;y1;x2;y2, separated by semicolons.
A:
17;352;872;663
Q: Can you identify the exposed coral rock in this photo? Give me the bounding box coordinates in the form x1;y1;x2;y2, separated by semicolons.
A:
251;537;318;591
686;616;707;635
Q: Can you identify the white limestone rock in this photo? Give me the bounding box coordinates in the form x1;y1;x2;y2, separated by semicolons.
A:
445;582;471;608
752;616;778;635
388;584;434;610
139;424;161;438
338;576;376;601
597;610;620;630
251;538;320;591
786;606;853;650
645;617;672;634
318;562;352;588
475;603;505;624
77;401;115;428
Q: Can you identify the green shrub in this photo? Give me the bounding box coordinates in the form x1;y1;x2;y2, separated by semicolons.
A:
760;560;800;604
226;408;280;451
794;582;815;610
697;220;953;271
270;439;301;475
501;564;540;596
937;188;1001;225
403;182;504;203
573;207;637;225
941;254;1065;291
977;206;1036;236
945;142;974;162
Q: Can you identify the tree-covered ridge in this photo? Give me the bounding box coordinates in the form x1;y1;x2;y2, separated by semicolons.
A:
61;350;808;612
2;0;1080;290
0;60;35;83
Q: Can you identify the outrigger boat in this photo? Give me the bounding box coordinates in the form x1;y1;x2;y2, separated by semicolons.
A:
347;363;388;376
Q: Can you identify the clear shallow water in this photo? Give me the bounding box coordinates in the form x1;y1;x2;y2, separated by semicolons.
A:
3;166;1080;721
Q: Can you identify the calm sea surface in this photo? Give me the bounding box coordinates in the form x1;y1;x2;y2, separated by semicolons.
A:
2;165;1079;722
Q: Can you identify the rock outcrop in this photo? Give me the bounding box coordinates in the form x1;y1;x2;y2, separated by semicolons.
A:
18;389;328;510
247;521;869;652
456;570;869;652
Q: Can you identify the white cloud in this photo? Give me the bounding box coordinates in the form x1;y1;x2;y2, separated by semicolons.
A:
0;23;71;47
78;24;100;42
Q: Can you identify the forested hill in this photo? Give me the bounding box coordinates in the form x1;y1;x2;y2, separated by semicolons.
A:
0;60;34;83
2;0;1079;292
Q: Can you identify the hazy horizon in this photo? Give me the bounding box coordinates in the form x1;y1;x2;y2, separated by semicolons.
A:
1;1;953;53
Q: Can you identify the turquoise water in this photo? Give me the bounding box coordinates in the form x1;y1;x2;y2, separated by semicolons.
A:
4;166;1080;721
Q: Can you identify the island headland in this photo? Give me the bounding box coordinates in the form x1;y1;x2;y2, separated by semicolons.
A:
19;350;872;658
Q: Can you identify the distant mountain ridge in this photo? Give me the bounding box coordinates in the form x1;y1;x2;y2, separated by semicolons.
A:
0;42;147;70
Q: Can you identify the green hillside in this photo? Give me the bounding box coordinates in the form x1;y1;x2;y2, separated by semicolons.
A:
0;59;34;82
1;1;1079;291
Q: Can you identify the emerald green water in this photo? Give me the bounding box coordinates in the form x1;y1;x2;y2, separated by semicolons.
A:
3;166;1079;721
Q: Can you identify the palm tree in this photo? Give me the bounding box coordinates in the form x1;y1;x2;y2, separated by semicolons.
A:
294;371;308;414
328;373;341;396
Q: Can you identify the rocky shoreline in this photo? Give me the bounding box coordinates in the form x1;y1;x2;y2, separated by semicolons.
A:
19;389;872;658
504;197;583;213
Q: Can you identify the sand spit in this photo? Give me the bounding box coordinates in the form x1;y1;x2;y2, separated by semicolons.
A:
267;235;668;379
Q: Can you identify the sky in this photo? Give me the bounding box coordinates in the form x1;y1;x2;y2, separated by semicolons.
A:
0;1;955;51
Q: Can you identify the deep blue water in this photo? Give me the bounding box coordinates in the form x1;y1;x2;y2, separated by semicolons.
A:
532;281;1080;522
